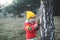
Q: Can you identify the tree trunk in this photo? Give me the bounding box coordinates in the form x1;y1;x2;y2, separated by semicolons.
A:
39;0;55;40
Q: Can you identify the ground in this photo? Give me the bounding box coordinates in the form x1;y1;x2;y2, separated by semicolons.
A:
0;16;60;40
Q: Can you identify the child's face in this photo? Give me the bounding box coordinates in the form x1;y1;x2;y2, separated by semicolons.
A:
29;17;36;22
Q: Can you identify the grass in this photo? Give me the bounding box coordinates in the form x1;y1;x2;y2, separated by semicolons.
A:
0;16;60;40
54;16;60;40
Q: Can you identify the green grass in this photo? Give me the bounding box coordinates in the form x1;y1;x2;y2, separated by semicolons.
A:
54;16;60;40
0;18;25;40
0;16;60;40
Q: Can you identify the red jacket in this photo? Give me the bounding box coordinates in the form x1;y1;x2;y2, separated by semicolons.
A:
24;21;39;39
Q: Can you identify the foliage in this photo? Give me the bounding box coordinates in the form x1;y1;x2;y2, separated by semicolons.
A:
5;0;40;17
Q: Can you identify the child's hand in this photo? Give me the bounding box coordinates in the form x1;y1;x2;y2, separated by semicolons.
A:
34;24;38;29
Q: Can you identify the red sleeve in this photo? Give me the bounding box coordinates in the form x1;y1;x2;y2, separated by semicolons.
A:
34;22;40;31
24;22;35;32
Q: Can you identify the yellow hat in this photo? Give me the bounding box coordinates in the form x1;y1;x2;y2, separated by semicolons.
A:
26;11;36;19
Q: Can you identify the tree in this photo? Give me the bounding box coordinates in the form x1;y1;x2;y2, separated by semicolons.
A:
5;0;40;17
39;0;55;40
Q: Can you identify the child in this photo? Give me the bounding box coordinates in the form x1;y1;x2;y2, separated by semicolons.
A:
24;11;39;40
